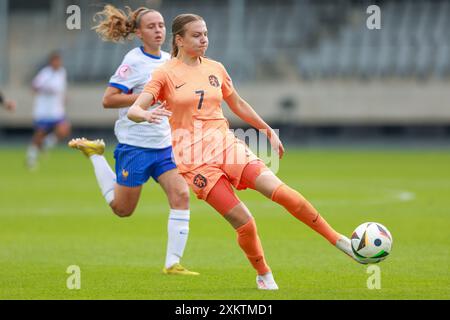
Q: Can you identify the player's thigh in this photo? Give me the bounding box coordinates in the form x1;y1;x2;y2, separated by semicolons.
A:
205;176;251;229
54;120;71;139
157;168;190;208
112;183;142;214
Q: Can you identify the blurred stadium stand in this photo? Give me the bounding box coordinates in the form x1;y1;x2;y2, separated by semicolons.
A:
297;0;450;80
1;0;450;141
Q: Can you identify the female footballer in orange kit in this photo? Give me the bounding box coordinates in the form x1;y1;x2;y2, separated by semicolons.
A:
128;13;361;290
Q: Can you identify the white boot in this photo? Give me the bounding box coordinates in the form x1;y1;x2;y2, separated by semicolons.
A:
256;272;279;290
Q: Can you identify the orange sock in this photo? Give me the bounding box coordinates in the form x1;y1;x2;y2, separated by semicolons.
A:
271;184;340;245
236;219;271;275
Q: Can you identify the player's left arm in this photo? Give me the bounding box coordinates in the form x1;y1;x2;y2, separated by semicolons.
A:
224;91;285;158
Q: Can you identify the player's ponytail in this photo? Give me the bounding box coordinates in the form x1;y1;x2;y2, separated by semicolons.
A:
93;5;157;42
171;13;204;57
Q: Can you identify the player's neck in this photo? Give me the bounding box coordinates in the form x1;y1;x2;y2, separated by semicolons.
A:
141;44;161;58
176;53;202;66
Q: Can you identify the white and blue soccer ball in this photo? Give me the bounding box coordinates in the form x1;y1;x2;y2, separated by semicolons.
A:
351;222;393;264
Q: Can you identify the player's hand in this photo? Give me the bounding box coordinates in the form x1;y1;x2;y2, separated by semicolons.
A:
145;101;172;124
268;129;285;159
5;100;16;112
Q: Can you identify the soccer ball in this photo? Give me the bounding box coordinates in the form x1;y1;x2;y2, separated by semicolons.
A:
351;222;393;264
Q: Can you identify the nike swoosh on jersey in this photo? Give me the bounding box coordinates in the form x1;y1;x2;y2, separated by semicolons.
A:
175;83;187;89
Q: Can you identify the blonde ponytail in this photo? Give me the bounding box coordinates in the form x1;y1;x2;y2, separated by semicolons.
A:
93;5;156;42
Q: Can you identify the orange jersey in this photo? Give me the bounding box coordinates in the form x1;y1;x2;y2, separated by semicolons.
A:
144;57;237;173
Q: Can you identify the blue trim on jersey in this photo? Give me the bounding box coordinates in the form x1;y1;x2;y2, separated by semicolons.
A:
114;144;177;187
109;82;132;94
140;46;162;59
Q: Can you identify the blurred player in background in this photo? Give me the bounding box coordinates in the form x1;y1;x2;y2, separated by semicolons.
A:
0;90;16;112
128;14;362;290
68;5;198;275
26;52;70;169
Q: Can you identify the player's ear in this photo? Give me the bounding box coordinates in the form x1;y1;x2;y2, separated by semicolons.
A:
135;28;143;40
175;34;183;47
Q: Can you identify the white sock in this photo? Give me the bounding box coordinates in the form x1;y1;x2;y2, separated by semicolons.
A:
259;272;275;281
27;144;39;165
43;133;58;151
165;209;190;269
90;154;116;204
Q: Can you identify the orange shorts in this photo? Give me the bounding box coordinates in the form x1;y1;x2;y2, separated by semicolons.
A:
181;139;269;200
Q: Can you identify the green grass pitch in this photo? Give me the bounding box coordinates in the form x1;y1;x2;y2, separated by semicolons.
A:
0;146;449;299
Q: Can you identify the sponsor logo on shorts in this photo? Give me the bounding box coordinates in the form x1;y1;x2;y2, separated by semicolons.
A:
208;75;220;87
122;169;129;180
193;174;207;189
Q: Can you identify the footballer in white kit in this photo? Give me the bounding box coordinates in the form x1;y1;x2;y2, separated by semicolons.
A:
32;63;67;126
109;47;176;186
27;52;71;169
69;6;198;276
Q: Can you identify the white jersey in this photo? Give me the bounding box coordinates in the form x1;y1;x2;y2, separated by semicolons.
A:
109;47;172;149
32;66;67;121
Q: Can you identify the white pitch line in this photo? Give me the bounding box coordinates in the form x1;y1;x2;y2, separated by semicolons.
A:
395;191;416;202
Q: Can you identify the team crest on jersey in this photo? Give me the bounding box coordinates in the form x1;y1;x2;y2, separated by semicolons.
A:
193;174;207;189
122;169;129;180
208;75;220;87
117;64;132;80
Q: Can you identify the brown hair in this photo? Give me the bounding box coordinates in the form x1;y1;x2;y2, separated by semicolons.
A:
48;51;61;62
171;13;204;57
93;5;158;42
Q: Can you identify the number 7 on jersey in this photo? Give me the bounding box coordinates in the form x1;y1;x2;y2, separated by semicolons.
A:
195;90;205;110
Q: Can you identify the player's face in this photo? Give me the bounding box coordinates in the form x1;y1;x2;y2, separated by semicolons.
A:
180;20;208;57
137;11;166;49
50;56;62;70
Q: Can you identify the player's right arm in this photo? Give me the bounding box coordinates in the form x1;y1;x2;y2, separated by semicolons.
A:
128;67;170;124
127;93;171;124
32;68;55;94
102;86;140;109
106;53;147;109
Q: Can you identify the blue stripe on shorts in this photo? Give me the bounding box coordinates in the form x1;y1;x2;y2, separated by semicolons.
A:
114;144;177;187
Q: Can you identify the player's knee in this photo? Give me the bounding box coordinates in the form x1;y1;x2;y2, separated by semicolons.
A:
170;187;190;208
56;124;71;139
111;203;135;218
114;208;134;218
